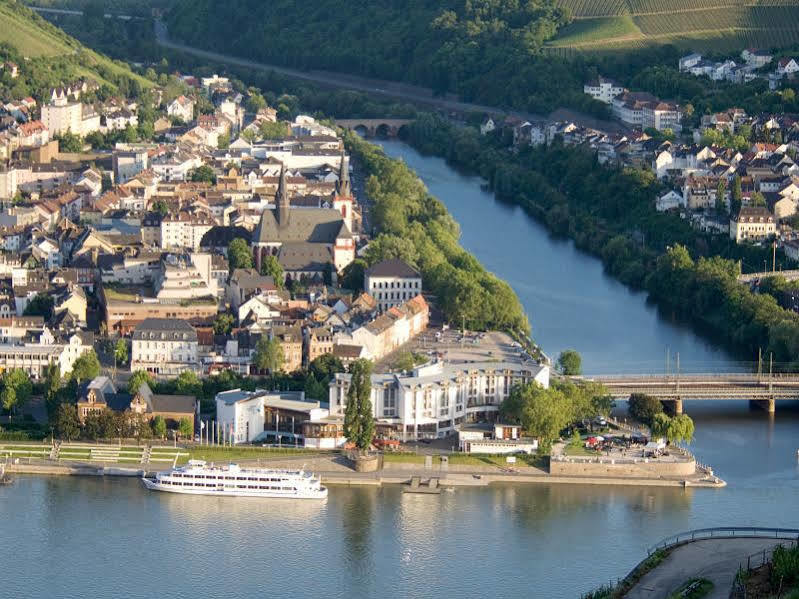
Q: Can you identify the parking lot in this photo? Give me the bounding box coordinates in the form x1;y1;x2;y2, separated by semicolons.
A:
375;327;538;373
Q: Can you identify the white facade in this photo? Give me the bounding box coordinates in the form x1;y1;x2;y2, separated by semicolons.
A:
131;319;199;376
41;102;100;137
329;361;550;440
583;77;625;104
364;260;422;312
0;332;92;379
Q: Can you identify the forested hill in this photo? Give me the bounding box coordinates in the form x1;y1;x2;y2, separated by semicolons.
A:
164;0;610;116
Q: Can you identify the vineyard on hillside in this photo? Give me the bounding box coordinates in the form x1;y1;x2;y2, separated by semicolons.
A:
549;0;799;53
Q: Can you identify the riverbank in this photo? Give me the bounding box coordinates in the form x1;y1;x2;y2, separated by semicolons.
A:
5;458;725;489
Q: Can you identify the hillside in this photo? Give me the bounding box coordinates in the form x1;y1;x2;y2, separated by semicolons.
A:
548;0;799;53
0;0;151;99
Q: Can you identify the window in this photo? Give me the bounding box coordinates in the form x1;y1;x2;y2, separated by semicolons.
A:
383;386;397;417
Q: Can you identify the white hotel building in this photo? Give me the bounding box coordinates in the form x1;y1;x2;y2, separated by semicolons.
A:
329;360;550;440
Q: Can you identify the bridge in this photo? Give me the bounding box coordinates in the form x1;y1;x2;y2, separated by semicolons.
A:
738;269;799;283
581;373;799;413
335;119;412;137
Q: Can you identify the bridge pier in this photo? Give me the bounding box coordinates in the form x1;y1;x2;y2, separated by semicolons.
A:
662;399;683;416
750;399;775;413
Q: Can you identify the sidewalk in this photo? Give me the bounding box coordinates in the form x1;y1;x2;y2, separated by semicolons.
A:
625;538;785;599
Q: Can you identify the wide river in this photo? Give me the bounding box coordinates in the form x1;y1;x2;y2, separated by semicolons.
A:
2;141;798;599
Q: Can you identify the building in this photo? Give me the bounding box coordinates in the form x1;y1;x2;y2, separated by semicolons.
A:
458;423;538;454
252;165;355;277
131;318;199;376
0;331;92;379
270;325;303;373
41;102;100;137
642;101;682;132
167;95;195;122
583;76;625;104
159;212;215;250
364;259;422;313
113;149;148;184
679;53;703;72
329;360;550;440
215;388;329;445
730;206;776;243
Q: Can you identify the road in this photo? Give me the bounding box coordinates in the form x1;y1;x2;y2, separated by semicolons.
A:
151;21;625;133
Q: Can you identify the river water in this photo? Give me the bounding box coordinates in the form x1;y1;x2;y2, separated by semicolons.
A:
2;141;798;599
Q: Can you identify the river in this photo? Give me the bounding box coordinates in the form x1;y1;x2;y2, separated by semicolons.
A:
2;141;798;599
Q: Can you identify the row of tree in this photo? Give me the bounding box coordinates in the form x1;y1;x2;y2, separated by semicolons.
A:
344;131;530;335
404;114;799;368
628;393;694;444
52;404;193;442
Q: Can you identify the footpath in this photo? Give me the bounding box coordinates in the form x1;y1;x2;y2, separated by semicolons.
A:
625;538;785;599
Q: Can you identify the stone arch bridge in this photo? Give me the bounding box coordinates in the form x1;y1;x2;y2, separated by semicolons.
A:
335;119;412;137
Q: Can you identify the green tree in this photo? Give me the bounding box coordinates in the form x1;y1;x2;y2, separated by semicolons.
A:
557;350;582;375
253;336;284;373
500;382;573;454
178;417;193;440
175;370;202;396
303;372;326;401
213;313;235;335
55;130;83;153
628;393;663;426
259;120;288;139
668;414;695;444
189;164;217;184
152;415;167;439
731;173;743;216
340;258;367;291
260;254;284;288
151;199;169;217
23;293;54;320
650;412;672;440
1;387;16;419
114;339;129;366
751;191;767;207
715;178;727;214
217;133;230;149
44;362;62;416
83;411;102;440
343;359;375;452
128;370;155;394
70;351;101;383
309;353;345;381
228;237;254;271
54;403;80;441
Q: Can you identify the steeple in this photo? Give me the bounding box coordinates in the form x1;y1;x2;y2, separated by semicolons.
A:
276;163;289;224
335;148;351;198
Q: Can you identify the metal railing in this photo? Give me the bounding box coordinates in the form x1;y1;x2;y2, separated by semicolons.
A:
730;539;798;599
647;527;799;555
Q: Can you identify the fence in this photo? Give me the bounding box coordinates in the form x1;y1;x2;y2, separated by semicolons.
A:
647;528;799;555
729;539;798;599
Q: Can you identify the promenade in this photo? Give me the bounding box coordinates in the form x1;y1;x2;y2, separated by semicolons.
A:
626;538;788;599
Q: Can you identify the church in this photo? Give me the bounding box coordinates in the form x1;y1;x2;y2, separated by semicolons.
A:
252;154;356;283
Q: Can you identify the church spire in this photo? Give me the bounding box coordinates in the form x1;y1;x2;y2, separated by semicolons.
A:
276;163;289;224
335;148;351;198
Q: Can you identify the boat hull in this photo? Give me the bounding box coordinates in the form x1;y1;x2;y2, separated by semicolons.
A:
141;477;328;499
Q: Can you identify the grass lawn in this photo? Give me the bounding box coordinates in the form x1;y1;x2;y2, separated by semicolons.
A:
668;578;713;599
381;453;429;464
0;4;74;57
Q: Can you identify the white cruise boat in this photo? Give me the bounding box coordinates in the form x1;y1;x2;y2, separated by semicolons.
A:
142;460;327;499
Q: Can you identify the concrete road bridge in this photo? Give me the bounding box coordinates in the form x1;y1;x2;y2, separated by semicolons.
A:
579;373;799;413
335;119;412;137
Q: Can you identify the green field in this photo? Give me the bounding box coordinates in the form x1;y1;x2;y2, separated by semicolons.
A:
548;0;799;53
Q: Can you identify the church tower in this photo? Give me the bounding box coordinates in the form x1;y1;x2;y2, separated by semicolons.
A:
276;163;289;224
333;149;355;233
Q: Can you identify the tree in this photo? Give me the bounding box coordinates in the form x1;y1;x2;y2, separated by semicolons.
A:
1;369;32;419
628;393;663;426
127;370;155;394
343;359;375;452
70;350;101;383
650;412;672;440
751;191;767;207
44;362;62;416
303;372;327;401
259;120;288;139
55;130;83;153
23;293;54;320
83;411;102;440
213;313;234;335
500;382;573;454
253;336;284;373
260;254;284;288
175;370;202;396
189;164;217;184
340;258;367;291
152;415;167;439
715;178;727;214
151;199;169;217
557;350;582;375
228;237;254;271
178;417;193;440
114;339;129;367
1;387;16;419
731;173;743;216
309;354;345;381
54;404;80;441
668;414;695;444
217;133;230;149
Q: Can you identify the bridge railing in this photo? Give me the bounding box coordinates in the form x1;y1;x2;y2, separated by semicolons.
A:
647;527;799;555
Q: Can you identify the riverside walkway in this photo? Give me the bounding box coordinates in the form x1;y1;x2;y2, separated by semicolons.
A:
626;534;797;599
